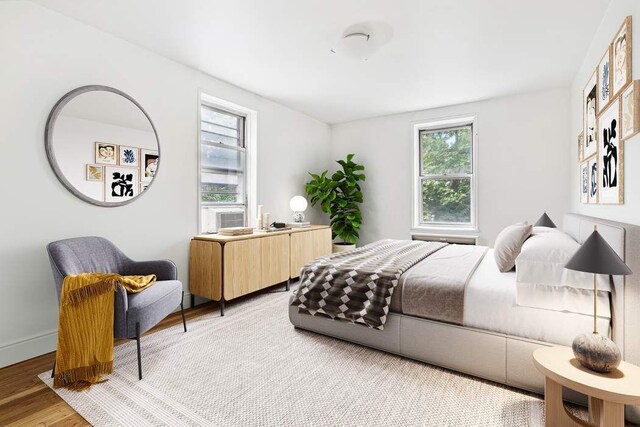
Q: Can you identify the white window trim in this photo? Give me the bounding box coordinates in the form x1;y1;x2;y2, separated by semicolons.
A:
197;91;257;231
411;115;479;234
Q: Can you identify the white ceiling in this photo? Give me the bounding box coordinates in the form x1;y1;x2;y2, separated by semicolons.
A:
33;0;610;124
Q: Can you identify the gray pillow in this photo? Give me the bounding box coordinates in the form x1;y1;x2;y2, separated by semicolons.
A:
494;223;533;272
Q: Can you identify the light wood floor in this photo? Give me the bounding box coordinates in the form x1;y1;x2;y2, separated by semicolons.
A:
0;299;224;426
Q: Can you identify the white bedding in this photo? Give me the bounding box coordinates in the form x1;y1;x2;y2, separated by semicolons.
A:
463;249;611;346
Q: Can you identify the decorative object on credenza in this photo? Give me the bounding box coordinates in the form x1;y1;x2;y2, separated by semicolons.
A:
45;85;160;207
597;45;612;112
534;212;556;228
86;164;103;181
598;97;623;204
584;71;598;159
119;146;139;167
612;16;632;98
565;227;632;373
306;153;366;252
580;161;589;204
587;155;598;204
218;227;254;236
95;142;118;165
288;195;310;227
621;80;640;140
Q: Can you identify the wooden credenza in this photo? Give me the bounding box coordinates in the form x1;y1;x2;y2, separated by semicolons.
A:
189;225;331;315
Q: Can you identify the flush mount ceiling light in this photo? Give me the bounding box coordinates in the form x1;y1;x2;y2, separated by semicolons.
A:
331;22;393;61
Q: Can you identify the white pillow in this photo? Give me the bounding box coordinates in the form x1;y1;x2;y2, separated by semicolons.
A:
515;231;611;291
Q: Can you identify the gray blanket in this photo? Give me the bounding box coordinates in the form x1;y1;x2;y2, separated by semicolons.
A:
291;240;446;329
401;244;487;325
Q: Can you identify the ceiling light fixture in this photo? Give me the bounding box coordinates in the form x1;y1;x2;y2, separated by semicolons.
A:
331;22;393;61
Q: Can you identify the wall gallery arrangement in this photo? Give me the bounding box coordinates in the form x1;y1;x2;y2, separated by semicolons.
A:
580;16;633;205
87;141;158;203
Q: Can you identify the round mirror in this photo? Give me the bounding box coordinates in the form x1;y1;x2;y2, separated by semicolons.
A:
45;86;160;207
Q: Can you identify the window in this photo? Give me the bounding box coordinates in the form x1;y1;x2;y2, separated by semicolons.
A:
413;117;476;229
199;94;256;233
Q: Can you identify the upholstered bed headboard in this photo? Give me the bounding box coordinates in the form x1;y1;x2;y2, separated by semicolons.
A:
563;213;640;421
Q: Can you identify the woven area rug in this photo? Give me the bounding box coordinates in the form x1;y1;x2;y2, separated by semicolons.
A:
40;289;549;426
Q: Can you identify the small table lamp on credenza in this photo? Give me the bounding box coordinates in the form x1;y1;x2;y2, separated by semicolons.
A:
564;226;632;373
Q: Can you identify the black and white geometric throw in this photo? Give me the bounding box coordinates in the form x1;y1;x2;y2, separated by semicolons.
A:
291;239;447;329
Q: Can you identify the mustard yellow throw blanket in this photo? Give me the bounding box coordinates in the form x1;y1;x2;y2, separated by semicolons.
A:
53;273;156;390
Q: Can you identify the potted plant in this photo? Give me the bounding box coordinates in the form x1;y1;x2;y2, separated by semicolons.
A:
305;154;365;252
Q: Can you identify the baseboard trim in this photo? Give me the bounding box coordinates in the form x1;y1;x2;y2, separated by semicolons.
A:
0;291;194;369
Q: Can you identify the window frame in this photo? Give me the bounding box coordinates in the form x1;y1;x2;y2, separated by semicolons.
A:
412;116;478;233
198;92;257;232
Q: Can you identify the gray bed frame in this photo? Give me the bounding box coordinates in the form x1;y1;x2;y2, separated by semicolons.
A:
289;213;640;423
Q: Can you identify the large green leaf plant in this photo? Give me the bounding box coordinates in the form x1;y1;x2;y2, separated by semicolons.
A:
305;154;365;245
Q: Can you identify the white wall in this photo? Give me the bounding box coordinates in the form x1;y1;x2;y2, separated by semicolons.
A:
330;88;571;246
0;1;330;367
570;0;640;223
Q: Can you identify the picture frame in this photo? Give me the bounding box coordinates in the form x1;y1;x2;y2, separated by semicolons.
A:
580;161;589;204
597;98;623;204
597;45;612;113
612;16;632;98
578;132;585;162
621;80;640;140
104;166;139;203
583;71;598;159
587;155;598;204
95;142;118;165
85;164;103;181
118;146;139;167
140;149;159;183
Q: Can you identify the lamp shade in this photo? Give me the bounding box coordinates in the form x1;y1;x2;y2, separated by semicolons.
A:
289;196;308;212
534;212;557;228
565;230;632;275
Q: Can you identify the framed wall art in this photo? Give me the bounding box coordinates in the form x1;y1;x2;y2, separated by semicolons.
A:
119;146;139;167
140;149;159;183
612;16;632;97
583;71;598;158
104;166;139;203
597;98;623;204
95;142;117;165
597;45;612;112
85;164;103;181
621;80;640;140
578;132;585;162
587;155;598;204
580;161;589;204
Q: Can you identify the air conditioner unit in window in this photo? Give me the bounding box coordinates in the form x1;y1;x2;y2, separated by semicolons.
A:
205;208;246;233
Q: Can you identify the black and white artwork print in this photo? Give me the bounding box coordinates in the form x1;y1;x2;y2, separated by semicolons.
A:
580;162;588;204
584;73;598;158
104;166;139;203
598;98;623;204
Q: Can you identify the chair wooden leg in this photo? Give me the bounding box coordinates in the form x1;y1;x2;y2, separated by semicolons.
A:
51;359;56;379
180;292;187;333
135;322;142;380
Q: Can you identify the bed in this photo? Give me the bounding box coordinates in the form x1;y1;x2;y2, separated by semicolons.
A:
288;213;640;422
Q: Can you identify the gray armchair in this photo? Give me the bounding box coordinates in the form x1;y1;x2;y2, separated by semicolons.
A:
47;236;186;380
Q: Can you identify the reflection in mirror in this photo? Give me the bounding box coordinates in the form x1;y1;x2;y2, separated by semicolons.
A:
46;86;159;206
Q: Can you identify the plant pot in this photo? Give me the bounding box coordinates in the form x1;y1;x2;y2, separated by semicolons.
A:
333;243;356;253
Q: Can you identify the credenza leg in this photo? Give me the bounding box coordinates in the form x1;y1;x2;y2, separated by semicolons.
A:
220;298;225;316
285;279;290;291
190;294;195;308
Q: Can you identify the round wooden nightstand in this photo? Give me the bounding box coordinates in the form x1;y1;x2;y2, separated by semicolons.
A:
533;346;640;427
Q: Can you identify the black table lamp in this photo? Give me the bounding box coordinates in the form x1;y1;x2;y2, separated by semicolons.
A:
565;226;632;373
534;212;557;228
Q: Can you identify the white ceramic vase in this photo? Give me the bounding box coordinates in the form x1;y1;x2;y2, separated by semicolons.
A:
333;243;356;253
